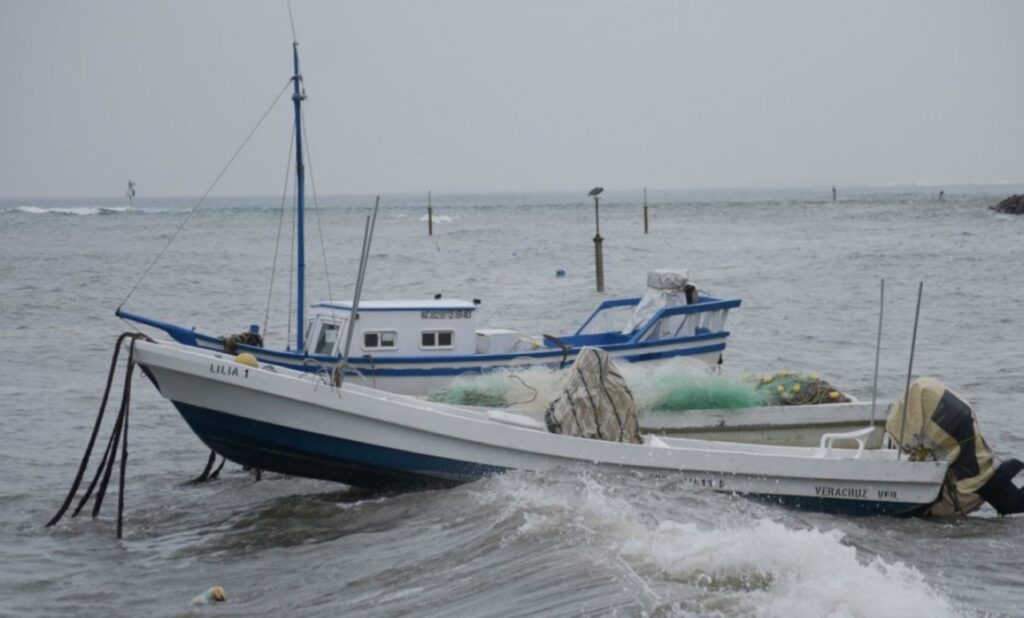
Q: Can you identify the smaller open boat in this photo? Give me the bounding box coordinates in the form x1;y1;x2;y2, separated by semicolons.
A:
640;400;888;448
133;339;948;516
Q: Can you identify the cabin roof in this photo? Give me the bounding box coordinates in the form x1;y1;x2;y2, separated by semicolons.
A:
311;299;477;312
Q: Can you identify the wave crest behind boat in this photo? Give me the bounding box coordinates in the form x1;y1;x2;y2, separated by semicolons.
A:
468;472;956;617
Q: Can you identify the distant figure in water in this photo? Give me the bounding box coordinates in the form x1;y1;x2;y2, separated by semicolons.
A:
939;190;945;202
832;186;837;202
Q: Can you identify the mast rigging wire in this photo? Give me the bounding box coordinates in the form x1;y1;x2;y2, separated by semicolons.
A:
264;125;296;337
301;105;336;308
117;79;293;312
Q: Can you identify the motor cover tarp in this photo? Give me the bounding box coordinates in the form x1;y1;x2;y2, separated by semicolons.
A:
886;377;997;497
544;347;641;444
622;269;692;334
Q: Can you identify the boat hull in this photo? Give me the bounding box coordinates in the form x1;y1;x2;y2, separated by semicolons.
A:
174;401;502;490
135;341;946;517
173;401;925;516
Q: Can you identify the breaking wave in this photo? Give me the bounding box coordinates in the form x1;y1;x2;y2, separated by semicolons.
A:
418;213;456;223
5;206;132;216
471;473;958;617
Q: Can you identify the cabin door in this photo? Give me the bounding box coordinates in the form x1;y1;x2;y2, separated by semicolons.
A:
308;316;348;356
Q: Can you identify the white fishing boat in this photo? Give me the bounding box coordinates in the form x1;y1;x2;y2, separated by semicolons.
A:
132;338;948;516
114;32;740;397
119;274;741;397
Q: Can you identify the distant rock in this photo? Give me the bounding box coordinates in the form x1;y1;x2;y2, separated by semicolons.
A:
991;194;1024;214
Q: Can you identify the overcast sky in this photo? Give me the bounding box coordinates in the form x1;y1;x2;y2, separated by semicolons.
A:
1;1;1021;199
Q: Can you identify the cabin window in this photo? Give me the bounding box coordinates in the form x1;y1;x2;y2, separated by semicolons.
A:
363;330;397;350
314;322;340;355
420;330;454;349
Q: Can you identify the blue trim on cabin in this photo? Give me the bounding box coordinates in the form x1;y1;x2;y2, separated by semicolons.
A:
229;339;727;373
628;298;742;344
294;330;728;365
574;297;641;335
555;332;632;347
573;295;742;341
171;402;927;516
174;402;505;490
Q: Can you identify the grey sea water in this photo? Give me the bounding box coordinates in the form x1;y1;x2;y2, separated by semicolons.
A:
2;186;1023;617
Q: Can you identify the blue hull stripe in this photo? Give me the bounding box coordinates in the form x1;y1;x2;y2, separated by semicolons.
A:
748;493;927;517
173;403;927;516
234;342;728;376
174;402;506;490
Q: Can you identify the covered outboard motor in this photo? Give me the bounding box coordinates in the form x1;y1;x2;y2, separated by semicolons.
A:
886;377;1024;516
544;347;641;444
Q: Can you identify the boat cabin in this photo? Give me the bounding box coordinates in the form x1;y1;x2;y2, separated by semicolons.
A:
306;299;480;357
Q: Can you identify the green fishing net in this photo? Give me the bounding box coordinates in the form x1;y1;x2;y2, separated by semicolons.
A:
428;383;508;407
643;372;767;410
427;373;534;408
426;367;850;411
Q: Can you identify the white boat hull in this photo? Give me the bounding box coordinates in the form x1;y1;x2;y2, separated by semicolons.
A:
133;341;946;516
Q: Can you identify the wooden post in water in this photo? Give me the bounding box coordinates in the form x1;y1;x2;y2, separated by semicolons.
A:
643;187;649;234
427;190;433;236
589;187;605;292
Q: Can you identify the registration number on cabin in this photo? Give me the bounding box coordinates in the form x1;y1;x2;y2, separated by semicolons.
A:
421;309;472;319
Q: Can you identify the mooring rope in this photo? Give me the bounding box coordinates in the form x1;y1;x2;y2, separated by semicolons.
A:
50;334;230;537
189;449;226;484
46;333;133;528
47;333;151;538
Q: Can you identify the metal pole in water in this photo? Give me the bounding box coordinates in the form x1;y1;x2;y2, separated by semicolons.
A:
643;187;649;234
427;190;433;236
589;187;605;292
869;279;884;428
896;281;924;460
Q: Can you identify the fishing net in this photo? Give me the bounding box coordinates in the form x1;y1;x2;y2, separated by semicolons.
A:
621;361;766;411
746;371;850;406
427;362;850;412
427;371;540;408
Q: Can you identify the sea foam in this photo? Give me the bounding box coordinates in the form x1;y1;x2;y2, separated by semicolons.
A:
8;205;131;216
472;473;957;618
